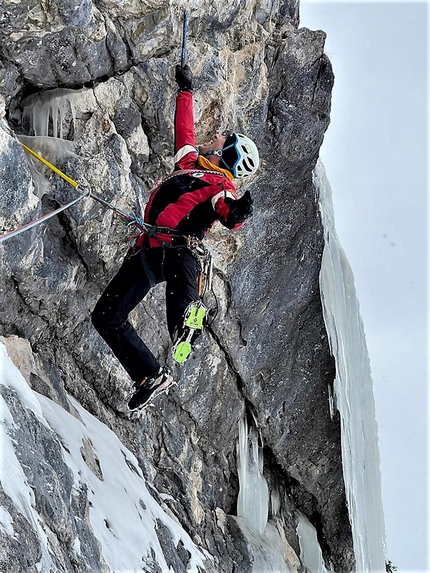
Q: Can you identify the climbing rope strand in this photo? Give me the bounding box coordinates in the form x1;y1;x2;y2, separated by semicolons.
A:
0;191;89;244
88;191;138;225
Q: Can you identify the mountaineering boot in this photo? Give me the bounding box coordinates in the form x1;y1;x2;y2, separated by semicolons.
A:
128;367;176;411
172;300;207;364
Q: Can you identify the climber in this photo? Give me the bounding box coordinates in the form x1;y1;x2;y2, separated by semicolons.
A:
91;63;260;412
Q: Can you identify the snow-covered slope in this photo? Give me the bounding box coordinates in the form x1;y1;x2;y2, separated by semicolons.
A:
0;341;208;572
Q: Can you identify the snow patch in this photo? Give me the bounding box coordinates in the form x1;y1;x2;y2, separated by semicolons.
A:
0;341;208;572
0;506;14;536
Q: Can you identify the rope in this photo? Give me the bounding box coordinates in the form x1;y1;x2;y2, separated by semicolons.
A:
21;143;79;189
0;191;90;244
2;141;218;317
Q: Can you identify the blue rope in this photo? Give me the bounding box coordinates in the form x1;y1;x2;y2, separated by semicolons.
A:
0;190;90;244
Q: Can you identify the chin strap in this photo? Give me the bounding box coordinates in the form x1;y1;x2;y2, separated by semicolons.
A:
202;140;237;171
201;149;222;157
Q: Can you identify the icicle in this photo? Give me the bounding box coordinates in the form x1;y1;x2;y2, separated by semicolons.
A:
328;384;335;420
21;89;77;141
270;488;281;516
297;512;330;573
236;416;269;535
235;416;290;572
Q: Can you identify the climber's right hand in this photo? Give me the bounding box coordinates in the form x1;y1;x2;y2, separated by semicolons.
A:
175;64;193;92
225;191;253;226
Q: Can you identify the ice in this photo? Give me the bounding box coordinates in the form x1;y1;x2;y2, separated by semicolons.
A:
21;89;77;140
315;160;387;572
237;415;269;534
0;341;208;573
237;518;291;573
297;512;330;573
17;89;80;196
236;416;290;572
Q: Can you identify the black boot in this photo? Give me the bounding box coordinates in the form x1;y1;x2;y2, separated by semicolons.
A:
128;368;176;411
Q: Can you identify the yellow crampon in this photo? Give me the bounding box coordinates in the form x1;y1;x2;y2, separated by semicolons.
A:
172;301;207;364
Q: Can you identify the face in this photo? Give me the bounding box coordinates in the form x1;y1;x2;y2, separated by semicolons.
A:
198;133;227;155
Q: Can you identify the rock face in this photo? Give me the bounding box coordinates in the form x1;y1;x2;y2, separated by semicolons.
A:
0;1;354;572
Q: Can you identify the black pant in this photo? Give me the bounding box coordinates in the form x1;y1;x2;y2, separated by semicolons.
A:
92;246;199;382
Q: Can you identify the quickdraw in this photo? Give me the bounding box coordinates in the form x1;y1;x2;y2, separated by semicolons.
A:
185;236;213;296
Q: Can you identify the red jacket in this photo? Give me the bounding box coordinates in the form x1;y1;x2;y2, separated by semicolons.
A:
143;91;241;247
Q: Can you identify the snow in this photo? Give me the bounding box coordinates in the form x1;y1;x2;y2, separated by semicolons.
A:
316;160;387;572
0;506;14;536
0;377;55;570
0;341;208;572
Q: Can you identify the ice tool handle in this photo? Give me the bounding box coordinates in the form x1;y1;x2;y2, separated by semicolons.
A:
181;11;188;67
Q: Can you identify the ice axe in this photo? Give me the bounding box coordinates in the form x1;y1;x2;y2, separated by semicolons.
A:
181;10;188;67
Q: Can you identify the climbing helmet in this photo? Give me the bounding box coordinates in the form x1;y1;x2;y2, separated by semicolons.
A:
221;133;260;178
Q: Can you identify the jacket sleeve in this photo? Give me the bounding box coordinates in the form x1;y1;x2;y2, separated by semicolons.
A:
174;91;198;169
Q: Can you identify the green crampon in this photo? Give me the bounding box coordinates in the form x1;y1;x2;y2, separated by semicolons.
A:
172;301;207;364
184;304;206;329
173;340;193;364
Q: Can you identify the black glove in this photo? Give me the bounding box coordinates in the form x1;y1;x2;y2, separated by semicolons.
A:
225;191;253;227
175;64;193;92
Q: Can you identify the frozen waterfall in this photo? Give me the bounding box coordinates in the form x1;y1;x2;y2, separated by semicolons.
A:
315;160;387;572
237;415;269;534
236;416;290;572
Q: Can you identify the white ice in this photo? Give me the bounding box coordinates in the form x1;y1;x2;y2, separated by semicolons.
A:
297;512;330;573
21;89;77;140
236;415;269;534
316;160;387;572
236;416;290;572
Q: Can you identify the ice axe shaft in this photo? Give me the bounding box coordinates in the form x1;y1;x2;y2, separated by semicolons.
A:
181;10;188;67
